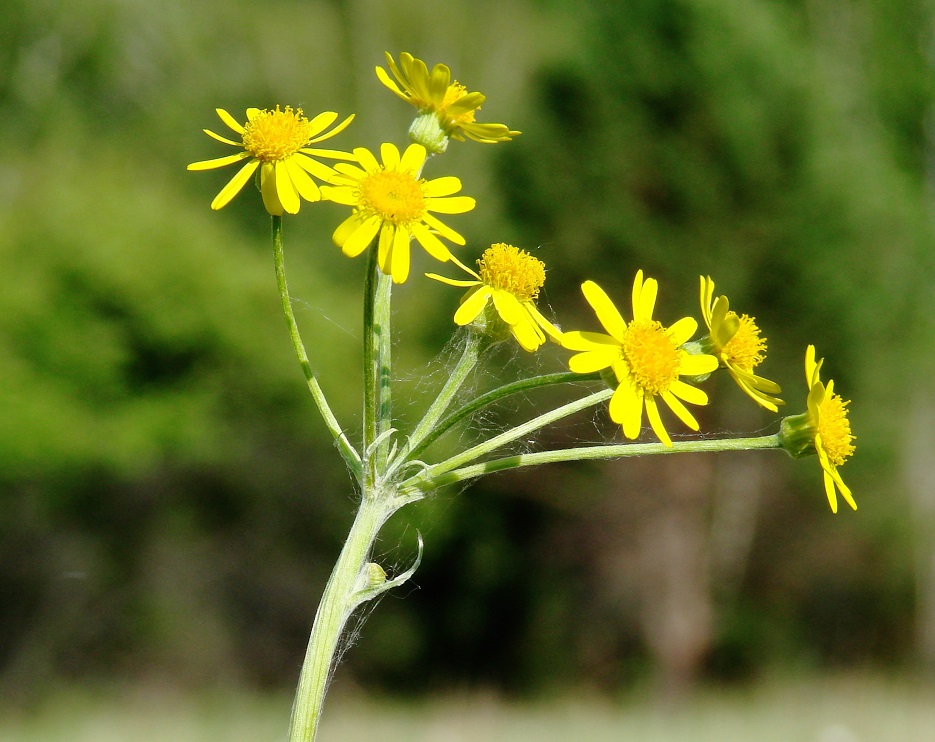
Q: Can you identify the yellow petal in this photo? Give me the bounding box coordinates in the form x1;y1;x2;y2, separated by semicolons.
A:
610;381;643;440
680;352;719;376
426;273;479;288
560;330;618;352
411;221;452;262
203;128;242;147
823;470;839;513
339;214;381;257
424;176;462;197
274;160;300;214
569;349;616;374
400;143;427;173
292;153;338;182
422;212;465;244
636;275;658;322
216;108;245;134
454;286;492;325
354;147;381;173
426;195;476;214
669;379;708;406
319;185;357;206
492;290;524;325
582;281;626;342
428;62;452;103
376;65;409;100
285;157;321;203
380;141;400;169
667;316;698;347
377;225;393;272
310;113;355;143
188;152;251;171
644;395;671;446
390;227;411;283
661;390;700;431
511;317;545;352
210;159;259;210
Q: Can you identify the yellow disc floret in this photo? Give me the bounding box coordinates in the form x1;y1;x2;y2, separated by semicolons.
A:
722;312;767;372
622;319;682;395
477;243;546;302
358;170;426;224
818;392;856;467
242;106;315;161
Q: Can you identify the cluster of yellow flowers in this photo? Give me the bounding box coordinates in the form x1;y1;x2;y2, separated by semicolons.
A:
188;52;855;513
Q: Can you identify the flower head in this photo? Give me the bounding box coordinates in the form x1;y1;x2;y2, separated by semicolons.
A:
700;276;783;411
321;143;475;284
376;52;520;153
779;345;856;513
427;243;562;351
561;272;719;446
188;106;355;215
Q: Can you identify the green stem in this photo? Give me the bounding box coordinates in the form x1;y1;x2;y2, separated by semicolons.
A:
362;248;394;480
413;434;783;492
272;216;361;480
385;330;484;478
287;491;395;742
404;371;601;467
402;387;614;489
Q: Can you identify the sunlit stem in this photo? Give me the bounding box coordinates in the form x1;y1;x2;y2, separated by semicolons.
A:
413;434;783;492
287;491;396;742
401;387;614;489
272;216;361;481
403;371;601;467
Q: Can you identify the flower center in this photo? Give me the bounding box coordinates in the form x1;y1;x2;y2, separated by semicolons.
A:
241;106;314;161
722;312;767;372
477;243;545;301
622;319;682;395
818;392;855;467
441;82;477;125
358;170;426;224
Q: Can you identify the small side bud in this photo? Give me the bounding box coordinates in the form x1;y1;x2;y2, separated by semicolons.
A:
409;112;450;155
360;562;387;591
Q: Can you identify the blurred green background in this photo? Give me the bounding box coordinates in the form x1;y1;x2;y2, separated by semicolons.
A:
3;0;935;736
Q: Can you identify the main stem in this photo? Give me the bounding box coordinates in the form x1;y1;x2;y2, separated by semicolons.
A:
289;242;398;742
287;492;394;742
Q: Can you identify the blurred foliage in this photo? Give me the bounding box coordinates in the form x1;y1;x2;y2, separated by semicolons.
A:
1;0;934;702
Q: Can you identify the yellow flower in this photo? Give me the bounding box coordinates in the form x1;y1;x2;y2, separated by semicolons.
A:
427;243;562;351
376;51;520;152
187;106;355;215
321;143;475;284
562;272;719;446
780;346;856;513
700;276;783;411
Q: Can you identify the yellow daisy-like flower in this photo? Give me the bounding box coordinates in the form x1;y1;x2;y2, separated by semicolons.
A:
426;243;562;351
700;276;783;411
780;346;856;513
376;51;520;152
321;142;475;284
187;106;355;215
561;271;719;446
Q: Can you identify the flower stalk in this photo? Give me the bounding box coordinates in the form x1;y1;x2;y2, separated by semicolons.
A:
272;216;361;480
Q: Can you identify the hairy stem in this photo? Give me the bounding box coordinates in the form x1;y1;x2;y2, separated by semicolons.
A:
287;492;395;742
402;387;614;489
413;434;783;492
